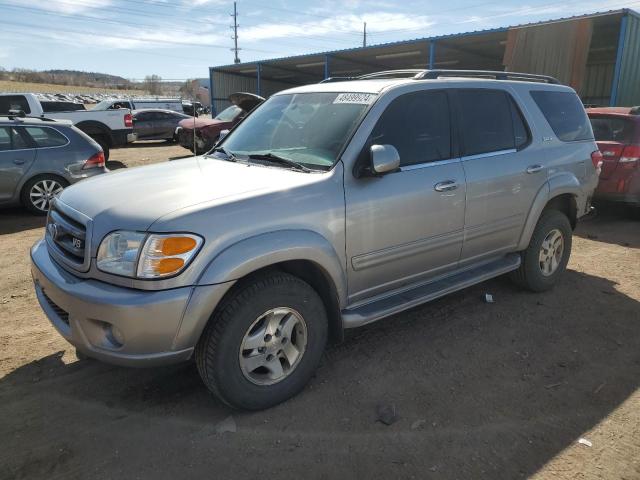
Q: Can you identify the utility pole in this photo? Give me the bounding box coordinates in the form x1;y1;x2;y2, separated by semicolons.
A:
231;1;241;64
363;22;367;47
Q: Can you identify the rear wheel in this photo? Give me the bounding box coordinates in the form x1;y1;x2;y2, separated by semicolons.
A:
195;272;328;410
21;175;68;215
93;135;110;160
510;210;572;292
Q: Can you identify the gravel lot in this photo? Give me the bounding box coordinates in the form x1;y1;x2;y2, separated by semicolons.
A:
1;142;639;479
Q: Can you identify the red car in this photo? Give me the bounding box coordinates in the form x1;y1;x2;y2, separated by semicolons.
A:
176;92;264;154
587;107;640;210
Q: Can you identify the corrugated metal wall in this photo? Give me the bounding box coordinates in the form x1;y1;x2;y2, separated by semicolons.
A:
581;63;615;105
211;70;293;114
616;13;640;106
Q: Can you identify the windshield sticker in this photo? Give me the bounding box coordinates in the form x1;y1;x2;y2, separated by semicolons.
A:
333;93;377;105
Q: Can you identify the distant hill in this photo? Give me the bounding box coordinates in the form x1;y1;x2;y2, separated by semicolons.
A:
0;67;142;90
43;70;131;87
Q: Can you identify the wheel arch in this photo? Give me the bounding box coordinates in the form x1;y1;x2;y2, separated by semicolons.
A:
517;176;580;251
74;120;112;145
192;230;347;344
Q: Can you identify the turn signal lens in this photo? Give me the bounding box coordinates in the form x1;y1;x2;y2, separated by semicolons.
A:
146;236;198;256
137;234;203;279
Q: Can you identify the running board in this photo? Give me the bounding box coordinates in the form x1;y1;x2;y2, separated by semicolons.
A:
341;254;521;329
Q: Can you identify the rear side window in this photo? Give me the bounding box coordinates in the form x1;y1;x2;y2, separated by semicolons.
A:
23;127;68;148
0;95;31;114
371;90;451;166
589;117;635;143
531;91;593;142
0;127;10;151
456;89;522;156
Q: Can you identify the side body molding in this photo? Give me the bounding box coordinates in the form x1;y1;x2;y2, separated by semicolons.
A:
516;172;581;251
197;229;348;307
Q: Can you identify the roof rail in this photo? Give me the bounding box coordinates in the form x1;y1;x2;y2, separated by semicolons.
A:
319;76;359;84
357;70;425;80
417;69;560;84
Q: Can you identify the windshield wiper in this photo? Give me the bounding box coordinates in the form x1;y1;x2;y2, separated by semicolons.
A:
247;153;312;172
210;146;237;162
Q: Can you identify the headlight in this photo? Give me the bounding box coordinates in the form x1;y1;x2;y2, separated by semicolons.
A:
97;231;203;279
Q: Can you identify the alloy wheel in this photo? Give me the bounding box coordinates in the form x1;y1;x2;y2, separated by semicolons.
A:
239;307;308;386
29;179;64;213
539;228;564;276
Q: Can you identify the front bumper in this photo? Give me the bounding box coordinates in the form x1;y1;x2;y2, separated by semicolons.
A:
30;239;231;367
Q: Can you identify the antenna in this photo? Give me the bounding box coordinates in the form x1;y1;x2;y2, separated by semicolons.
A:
363;22;367;47
231;1;241;64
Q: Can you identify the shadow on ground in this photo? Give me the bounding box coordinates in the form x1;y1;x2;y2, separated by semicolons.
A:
1;267;639;479
575;205;640;248
0;207;45;235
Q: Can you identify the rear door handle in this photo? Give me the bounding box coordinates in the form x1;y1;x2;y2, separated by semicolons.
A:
434;180;458;192
13;159;25;165
526;164;543;174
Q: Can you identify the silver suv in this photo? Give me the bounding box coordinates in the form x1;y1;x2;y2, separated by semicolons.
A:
31;70;599;410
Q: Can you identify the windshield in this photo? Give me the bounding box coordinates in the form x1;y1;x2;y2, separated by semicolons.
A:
218;92;375;170
215;105;243;122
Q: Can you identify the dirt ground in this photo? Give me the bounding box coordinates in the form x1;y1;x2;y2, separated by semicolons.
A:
1;142;639;480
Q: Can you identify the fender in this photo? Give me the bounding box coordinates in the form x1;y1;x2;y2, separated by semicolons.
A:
197;229;348;307
74;120;112;143
517;172;581;251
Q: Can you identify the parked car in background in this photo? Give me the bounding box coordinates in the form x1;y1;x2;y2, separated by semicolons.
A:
0;93;136;160
31;70;598;410
132;109;191;141
587;106;640;210
92;98;183;113
182;101;203;117
176;92;264;154
0;114;106;214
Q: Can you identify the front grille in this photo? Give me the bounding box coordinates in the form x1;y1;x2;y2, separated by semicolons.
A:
42;291;69;325
47;205;87;267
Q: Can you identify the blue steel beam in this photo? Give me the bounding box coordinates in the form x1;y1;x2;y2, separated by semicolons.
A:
610;14;628;106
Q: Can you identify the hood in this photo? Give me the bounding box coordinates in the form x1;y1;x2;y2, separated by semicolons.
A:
57;157;319;236
228;92;265;112
178;116;224;130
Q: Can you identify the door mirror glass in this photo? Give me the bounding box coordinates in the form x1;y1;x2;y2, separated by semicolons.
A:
371;144;400;174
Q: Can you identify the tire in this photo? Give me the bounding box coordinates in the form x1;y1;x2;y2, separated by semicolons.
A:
93;135;110;161
21;175;69;215
195;272;328;410
510;209;572;292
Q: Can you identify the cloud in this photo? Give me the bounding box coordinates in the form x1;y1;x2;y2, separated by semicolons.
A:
5;0;114;14
242;12;434;41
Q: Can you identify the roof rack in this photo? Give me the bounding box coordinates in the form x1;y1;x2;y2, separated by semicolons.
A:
318;69;561;85
416;69;561;84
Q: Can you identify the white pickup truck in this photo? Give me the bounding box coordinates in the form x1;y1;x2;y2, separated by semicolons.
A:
0;93;137;159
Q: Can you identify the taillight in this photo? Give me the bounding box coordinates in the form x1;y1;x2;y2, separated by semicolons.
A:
124;113;133;128
591;150;603;168
620;144;640;168
83;151;105;169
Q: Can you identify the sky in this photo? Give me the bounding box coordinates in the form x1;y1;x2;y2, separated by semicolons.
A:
0;0;636;81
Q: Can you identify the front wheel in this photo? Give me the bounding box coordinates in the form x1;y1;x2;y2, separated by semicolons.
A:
21;175;68;215
510;210;572;292
195;272;328;410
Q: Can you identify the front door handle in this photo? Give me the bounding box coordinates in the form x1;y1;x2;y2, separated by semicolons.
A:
526;164;543;174
13;158;25;165
434;180;458;192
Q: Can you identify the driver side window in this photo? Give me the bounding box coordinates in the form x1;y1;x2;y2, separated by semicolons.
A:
370;90;451;167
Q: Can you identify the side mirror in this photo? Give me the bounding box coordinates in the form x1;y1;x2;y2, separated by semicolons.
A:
218;129;230;142
371;144;400;174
